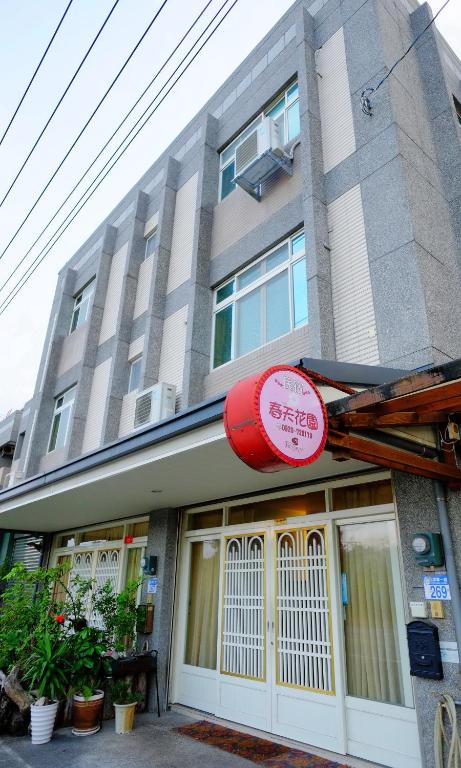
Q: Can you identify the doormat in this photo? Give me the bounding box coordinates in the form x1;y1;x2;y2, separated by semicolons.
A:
176;721;350;767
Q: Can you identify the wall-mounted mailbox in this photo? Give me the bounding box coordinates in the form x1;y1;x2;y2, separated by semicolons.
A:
407;620;443;680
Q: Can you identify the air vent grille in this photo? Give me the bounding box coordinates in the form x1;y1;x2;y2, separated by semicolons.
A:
235;130;258;175
134;392;152;427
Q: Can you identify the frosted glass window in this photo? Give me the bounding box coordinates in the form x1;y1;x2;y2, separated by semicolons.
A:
292;258;308;327
237;289;261;356
266;270;290;341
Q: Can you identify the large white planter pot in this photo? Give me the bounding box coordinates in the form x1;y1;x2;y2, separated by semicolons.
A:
114;702;137;734
30;701;58;745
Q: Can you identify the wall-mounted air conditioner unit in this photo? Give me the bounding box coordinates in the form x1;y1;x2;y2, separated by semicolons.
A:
234;117;293;200
134;382;176;429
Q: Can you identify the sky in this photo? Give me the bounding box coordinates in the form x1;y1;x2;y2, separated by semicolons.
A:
0;0;459;417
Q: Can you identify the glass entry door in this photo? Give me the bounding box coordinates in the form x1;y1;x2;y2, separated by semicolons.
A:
339;520;420;768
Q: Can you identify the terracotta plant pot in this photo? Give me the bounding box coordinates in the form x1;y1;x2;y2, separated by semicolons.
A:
30;701;58;745
114;702;137;734
72;690;104;736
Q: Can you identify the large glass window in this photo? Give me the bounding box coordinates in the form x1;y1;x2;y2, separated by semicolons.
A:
70;280;95;334
48;387;76;453
185;540;220;669
212;231;307;368
219;81;300;201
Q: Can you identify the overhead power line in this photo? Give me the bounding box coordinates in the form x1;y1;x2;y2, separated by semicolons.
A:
0;0;122;206
361;0;452;115
0;0;170;254
0;0;241;318
0;0;75;148
0;0;216;296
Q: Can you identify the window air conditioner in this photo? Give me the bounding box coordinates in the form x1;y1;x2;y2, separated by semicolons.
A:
234;117;292;200
134;382;176;429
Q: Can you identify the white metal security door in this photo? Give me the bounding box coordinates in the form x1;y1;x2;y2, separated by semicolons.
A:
215;524;344;752
172;510;421;768
270;526;342;751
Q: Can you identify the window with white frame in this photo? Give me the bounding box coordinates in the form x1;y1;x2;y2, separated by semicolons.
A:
51;519;149;628
212;231;307;369
70;279;95;334
144;227;157;260
128;356;142;393
48;386;76;453
219;80;300;201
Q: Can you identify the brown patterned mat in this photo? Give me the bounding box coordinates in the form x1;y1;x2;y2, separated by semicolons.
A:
176;721;350;767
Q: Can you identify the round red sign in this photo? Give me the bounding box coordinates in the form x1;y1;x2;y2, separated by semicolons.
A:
224;365;328;473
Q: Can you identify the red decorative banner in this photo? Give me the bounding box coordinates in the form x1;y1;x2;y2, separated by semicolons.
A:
224;365;328;473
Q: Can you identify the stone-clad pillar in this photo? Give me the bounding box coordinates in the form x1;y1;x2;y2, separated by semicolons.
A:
142;157;180;390
102;192;149;444
297;6;336;360
24;269;76;476
393;472;461;768
68;224;116;457
142;508;179;712
181;113;219;407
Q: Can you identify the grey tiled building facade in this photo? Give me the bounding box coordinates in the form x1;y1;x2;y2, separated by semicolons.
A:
0;0;459;483
0;2;461;767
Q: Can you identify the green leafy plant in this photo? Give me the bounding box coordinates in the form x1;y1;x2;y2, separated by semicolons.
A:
0;562;71;672
111;680;143;706
68;626;110;699
22;631;71;702
92;579;141;653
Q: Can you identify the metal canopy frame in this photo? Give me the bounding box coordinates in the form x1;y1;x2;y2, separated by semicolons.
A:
297;359;461;484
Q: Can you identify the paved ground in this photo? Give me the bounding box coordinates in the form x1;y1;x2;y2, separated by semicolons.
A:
0;710;257;768
0;709;380;768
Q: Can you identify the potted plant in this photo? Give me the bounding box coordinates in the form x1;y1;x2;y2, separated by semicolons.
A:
69;626;109;736
111;681;142;734
23;631;70;745
92;578;140;658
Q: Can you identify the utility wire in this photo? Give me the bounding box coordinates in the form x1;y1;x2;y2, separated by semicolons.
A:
0;0;75;148
0;0;169;256
0;0;215;296
361;0;452;115
0;0;121;206
0;0;240;317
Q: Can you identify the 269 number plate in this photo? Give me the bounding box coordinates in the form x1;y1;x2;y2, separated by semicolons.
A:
423;574;451;601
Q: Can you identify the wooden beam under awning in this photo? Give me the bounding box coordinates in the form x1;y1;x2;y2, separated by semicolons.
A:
326;431;461;483
328;358;461;418
319;357;461;483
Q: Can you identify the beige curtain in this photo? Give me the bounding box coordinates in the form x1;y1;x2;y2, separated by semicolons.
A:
185;540;220;669
340;521;404;705
125;547;142;585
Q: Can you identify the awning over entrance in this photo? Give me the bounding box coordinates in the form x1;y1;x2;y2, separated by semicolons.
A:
0;414;371;532
2;356;461;533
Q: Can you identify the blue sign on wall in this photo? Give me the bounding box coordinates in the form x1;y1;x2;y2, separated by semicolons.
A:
423;573;451;601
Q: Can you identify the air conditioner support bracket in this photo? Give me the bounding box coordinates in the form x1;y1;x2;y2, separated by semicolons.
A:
234;150;293;202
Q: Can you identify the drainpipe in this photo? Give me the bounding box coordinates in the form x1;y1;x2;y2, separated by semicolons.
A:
433;479;461;671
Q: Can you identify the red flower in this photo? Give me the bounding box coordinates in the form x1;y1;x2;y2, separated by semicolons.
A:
55;614;65;624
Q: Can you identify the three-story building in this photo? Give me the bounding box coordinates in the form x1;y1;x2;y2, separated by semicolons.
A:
0;1;460;766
